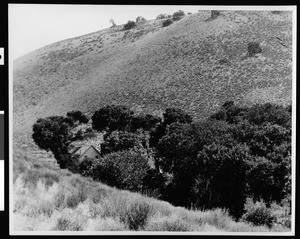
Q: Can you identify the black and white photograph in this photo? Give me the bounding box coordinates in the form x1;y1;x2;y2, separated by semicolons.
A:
8;4;296;235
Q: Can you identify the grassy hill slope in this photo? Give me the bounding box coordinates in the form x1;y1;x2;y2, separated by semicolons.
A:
13;10;292;148
12;10;293;232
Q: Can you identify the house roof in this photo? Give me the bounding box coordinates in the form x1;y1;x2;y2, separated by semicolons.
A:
71;145;100;157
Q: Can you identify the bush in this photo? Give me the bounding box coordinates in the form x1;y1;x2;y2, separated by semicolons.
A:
89;150;150;191
124;21;136;30
146;215;191;231
120;200;152;230
162;19;173;27
172;10;185;21
248;42;262;56
173;10;185;21
242;199;276;227
211;10;221;18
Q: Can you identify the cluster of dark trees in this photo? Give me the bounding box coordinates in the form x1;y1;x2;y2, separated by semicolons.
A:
32;102;291;219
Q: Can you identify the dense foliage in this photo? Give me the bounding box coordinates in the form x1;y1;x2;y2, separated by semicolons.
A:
66;110;89;124
91;105;134;132
32;116;73;168
172;10;185;21
124;21;136;30
162;19;173;27
33;102;292;221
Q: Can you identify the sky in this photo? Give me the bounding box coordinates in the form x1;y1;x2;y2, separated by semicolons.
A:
9;4;204;59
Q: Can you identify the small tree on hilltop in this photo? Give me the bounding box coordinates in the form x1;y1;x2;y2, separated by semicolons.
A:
110;18;116;27
156;14;167;20
172;10;185;21
136;16;146;23
211;10;221;18
124;21;136;30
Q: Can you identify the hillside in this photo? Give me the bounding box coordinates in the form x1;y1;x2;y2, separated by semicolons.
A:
12;10;293;233
13;10;293;149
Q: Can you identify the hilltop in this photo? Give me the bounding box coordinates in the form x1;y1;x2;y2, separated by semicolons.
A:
13;10;292;148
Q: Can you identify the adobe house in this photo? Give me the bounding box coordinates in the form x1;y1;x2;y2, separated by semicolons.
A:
71;145;101;166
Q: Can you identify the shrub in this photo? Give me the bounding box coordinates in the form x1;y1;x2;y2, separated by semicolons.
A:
124;21;136;30
162;19;173;27
248;42;262;56
146;215;191;231
66;194;81;208
120;200;153;230
172;10;185;21
89;150;150;191
242;199;276;227
55;209;85;231
211;10;221;18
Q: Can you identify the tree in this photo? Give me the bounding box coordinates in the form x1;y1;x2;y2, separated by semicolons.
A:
32;116;73;168
172;10;185;21
124;21;136;30
156;14;167;20
149;108;192;148
246;103;291;127
91;150;150;191
163;108;193;126
100;130;150;155
156;123;194;173
66;110;89;124
136;16;146;23
91;105;134;132
162;19;173;27
196;142;252;218
129;114;161;132
110;18;116;27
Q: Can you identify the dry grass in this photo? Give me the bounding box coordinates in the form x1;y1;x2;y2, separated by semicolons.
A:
12;149;290;232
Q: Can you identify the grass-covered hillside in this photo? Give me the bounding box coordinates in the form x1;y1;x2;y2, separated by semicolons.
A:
13;10;292;148
13;147;290;232
12;10;293;233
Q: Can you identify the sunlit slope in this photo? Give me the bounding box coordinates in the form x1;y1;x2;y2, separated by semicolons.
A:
13;11;292;146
